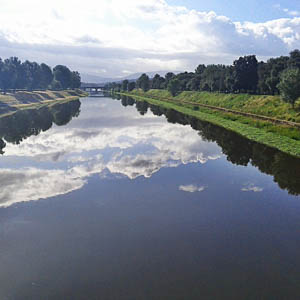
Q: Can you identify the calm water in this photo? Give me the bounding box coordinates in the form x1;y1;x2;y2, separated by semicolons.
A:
0;96;300;300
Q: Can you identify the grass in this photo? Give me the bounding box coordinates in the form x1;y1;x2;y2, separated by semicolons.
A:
0;89;87;117
131;89;300;123
120;91;300;158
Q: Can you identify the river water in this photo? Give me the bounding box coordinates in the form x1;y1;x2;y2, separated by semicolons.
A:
0;96;300;299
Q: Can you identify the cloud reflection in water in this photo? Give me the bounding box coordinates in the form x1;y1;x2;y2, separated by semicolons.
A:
0;98;221;207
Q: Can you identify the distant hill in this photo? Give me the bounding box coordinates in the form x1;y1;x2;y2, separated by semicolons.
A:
81;70;182;84
80;74;116;84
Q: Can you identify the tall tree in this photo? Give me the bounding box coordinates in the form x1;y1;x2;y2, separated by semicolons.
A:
121;79;129;91
233;55;258;93
195;64;206;75
288;49;300;69
128;81;136;92
53;65;72;89
23;61;42;90
70;71;81;88
167;78;181;96
151;74;165;89
40;63;54;89
137;74;150;92
0;58;18;93
277;68;300;108
164;72;175;88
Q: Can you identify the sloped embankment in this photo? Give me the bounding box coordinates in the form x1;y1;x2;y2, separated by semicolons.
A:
0;89;87;116
120;90;300;158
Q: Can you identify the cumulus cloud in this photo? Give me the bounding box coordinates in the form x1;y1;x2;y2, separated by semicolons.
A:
0;101;222;206
0;0;299;76
0;168;86;208
179;184;206;193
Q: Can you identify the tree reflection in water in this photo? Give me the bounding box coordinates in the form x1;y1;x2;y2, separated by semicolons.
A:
119;95;300;196
0;99;81;154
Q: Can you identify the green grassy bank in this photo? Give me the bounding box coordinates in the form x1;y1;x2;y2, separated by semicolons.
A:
130;89;300;123
119;90;300;158
0;89;88;117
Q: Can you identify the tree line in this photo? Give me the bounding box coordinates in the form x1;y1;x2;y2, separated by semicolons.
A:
0;57;81;93
113;49;300;108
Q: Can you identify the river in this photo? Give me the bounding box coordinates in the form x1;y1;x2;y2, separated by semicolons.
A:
0;95;300;299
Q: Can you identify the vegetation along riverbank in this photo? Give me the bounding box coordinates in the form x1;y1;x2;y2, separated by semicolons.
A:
112;50;300;158
118;90;300;158
0;89;87;118
0;56;88;117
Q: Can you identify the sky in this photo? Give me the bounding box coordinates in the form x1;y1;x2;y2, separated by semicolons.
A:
0;0;300;79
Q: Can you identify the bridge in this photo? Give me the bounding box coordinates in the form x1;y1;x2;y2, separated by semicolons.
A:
81;85;106;97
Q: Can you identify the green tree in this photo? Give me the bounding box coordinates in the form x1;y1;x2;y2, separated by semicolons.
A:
53;65;72;89
23;61;42;90
277;68;300;108
167;78;181;96
195;64;206;75
137;74;150;92
128;81;136;91
40;63;54;89
70;71;81;88
288;49;300;69
121;79;129;91
164;72;175;88
50;79;62;91
0;58;17;93
233;55;258;93
151;74;165;89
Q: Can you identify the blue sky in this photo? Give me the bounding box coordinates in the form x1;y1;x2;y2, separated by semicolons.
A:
0;0;299;78
168;0;300;22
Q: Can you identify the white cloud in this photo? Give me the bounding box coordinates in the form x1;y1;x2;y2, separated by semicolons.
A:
274;4;300;17
241;184;263;192
0;105;221;206
0;0;299;76
179;184;206;193
0;168;86;208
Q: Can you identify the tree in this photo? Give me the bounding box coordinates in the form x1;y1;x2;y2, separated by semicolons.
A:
195;64;206;75
277;68;300;108
151;74;165;89
23;61;42;90
164;72;175;87
137;74;150;92
233;55;258;93
264;56;289;95
40;63;54;89
167;78;181;96
70;71;81;88
53;65;72;89
50;79;62;91
7;57;25;89
0;58;17;93
173;72;194;91
121;79;129;91
128;81;136;91
288;49;300;69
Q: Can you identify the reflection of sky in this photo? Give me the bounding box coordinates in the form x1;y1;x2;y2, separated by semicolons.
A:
0;97;222;207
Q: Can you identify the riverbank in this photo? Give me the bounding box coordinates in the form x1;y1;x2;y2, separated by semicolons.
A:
118;90;300;157
0;89;87;117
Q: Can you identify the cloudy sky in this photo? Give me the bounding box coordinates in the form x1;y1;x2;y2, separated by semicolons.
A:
0;0;300;78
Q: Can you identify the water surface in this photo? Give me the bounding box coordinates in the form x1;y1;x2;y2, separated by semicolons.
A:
0;96;300;300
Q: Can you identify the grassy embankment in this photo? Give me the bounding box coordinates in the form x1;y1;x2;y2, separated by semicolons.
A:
120;89;300;157
0;89;88;117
